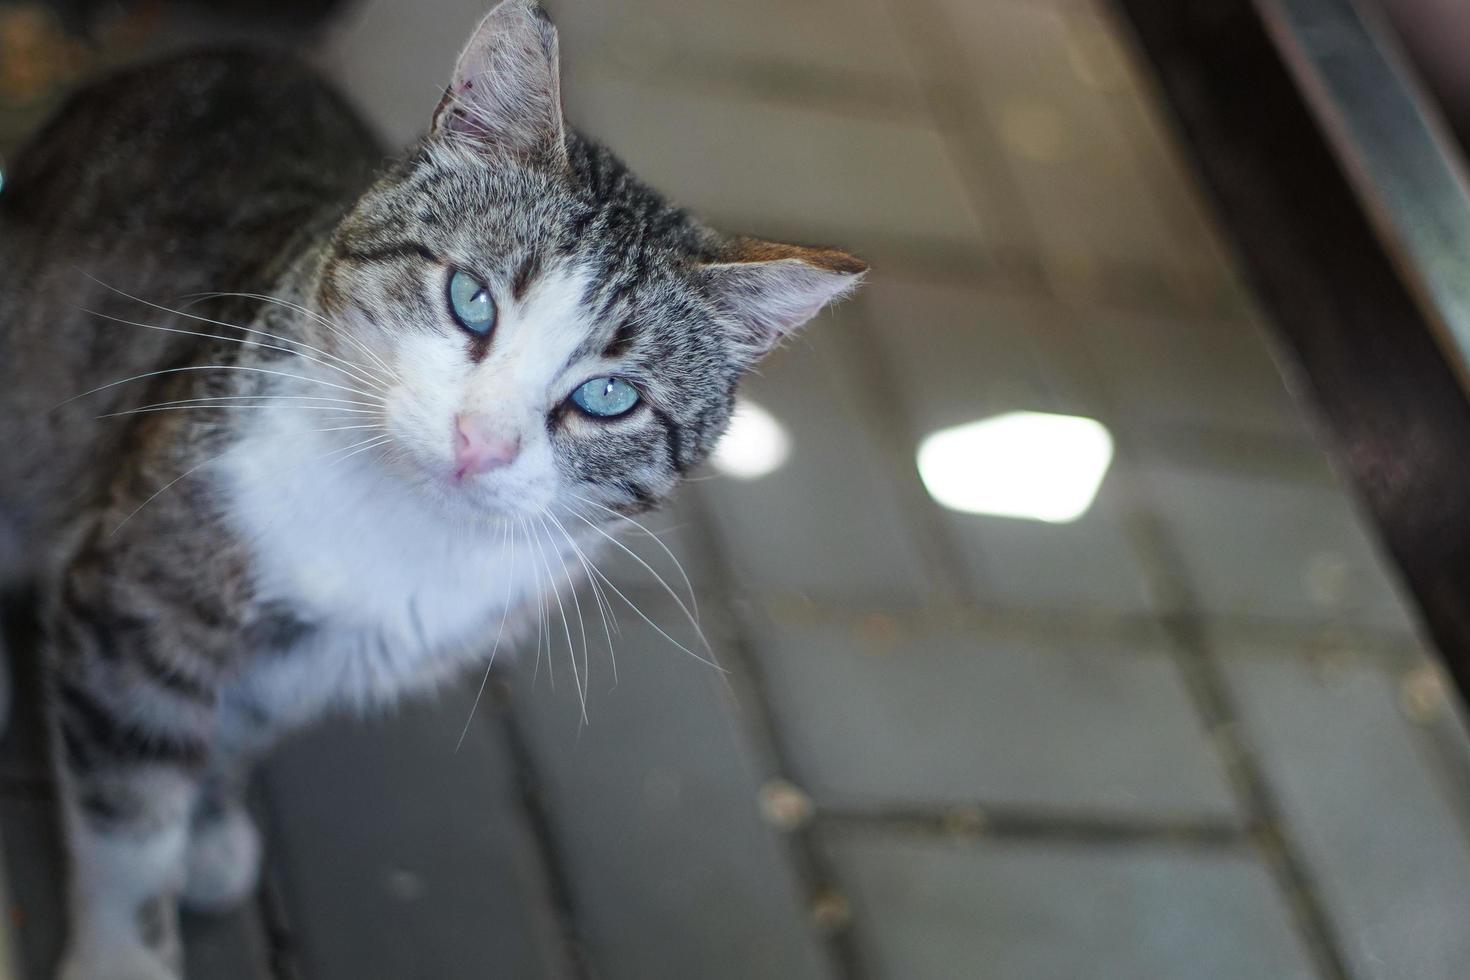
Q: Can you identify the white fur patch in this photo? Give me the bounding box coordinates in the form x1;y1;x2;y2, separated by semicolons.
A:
60;769;191;980
383;259;602;516
219;262;603;722
181;803;261;913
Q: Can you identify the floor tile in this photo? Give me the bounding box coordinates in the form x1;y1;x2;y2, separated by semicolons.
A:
261;686;571;980
754;619;1238;817
0;795;64;980
1076;305;1314;445
1146;462;1420;633
180;909;275;980
0;596;51;784
858;278;1156;614
544;0;920;93
510;595;835;980
856;280;1090;439
544;488;719;623
557;66;993;265
825;834;1318;980
929;0;1234;302
1224;653;1470;980
693;308;933;604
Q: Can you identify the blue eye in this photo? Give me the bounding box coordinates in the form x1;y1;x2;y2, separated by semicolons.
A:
448;269;496;337
570;377;640;418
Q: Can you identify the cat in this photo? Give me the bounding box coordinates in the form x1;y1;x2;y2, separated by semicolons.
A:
0;2;864;977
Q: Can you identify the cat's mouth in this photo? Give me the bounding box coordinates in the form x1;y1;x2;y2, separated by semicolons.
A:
423;456;549;520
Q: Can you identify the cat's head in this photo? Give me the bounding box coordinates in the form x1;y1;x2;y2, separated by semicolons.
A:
316;0;863;525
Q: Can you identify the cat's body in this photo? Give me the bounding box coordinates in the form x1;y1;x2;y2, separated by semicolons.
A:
0;50;379;557
0;4;862;978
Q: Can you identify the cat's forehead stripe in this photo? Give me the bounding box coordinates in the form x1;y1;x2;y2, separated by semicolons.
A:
335;240;438;267
510;253;540;302
602;317;639;360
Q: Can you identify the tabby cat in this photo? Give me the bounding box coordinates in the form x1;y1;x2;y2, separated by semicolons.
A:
0;2;863;976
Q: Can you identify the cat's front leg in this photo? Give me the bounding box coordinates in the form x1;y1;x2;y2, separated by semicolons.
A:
180;698;280;915
54;738;200;980
46;568;220;980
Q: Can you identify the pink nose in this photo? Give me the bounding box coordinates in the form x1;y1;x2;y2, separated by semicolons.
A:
454;415;520;479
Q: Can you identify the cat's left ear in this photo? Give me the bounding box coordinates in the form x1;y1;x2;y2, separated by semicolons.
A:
432;0;567;167
697;241;867;362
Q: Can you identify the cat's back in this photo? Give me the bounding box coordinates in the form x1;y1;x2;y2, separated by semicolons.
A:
0;48;383;540
1;48;382;269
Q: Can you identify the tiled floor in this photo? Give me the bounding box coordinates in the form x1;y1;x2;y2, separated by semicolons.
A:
4;0;1470;978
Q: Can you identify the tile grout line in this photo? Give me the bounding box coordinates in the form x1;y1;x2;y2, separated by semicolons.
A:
679;489;871;980
753;595;1425;663
1041;297;1362;977
488;683;597;980
599;584;1427;665
814;309;981;604
255;867;303;980
250;769;303;980
818;804;1250;851
881;0;1358;976
1159;617;1356;980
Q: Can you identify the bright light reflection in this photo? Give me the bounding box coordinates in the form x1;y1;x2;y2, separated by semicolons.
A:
712;399;791;480
916;411;1113;523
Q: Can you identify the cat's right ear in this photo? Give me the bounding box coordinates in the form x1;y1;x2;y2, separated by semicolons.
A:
431;0;567;167
697;241;867;364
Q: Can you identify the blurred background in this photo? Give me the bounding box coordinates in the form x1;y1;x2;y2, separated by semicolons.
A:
4;0;1470;978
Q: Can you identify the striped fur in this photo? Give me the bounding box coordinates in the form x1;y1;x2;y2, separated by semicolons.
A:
0;3;862;977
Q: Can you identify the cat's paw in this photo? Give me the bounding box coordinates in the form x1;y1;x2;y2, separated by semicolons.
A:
180;802;261;913
57;942;177;980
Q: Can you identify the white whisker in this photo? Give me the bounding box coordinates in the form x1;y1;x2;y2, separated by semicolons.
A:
539;513;590;706
321;434;394;469
521;520;548;689
543;509;618;689
456;522;517;753
106;393;379;410
529;513;586;721
109;450;228;536
78;305;390;396
107;412;386;537
587;564;725;673
563;506;713;659
58;363;380;409
182;290;399;382
77;276;393;391
97;403;379;420
567;490;700;622
306;423;389;435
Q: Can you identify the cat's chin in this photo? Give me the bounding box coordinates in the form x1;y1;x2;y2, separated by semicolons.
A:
393;462;547;530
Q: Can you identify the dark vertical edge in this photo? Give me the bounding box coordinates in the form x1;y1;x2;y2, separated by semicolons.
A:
678;490;871;980
491;681;597;980
1106;0;1470;710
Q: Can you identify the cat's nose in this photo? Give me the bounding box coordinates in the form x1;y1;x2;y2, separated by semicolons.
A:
454;415;521;479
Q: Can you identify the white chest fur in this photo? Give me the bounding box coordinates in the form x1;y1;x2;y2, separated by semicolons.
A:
218;409;580;719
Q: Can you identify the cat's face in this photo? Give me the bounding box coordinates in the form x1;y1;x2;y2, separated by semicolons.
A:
315;0;862;526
